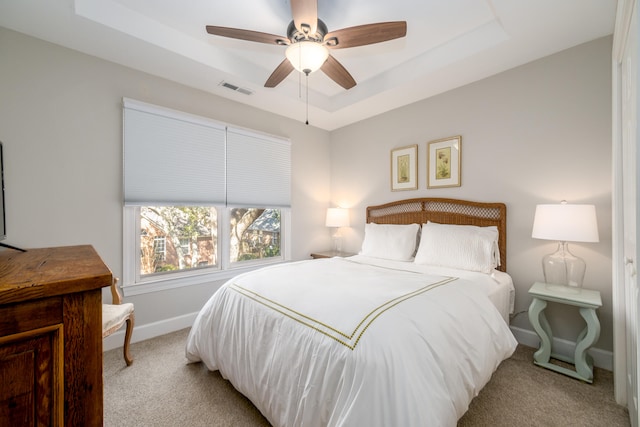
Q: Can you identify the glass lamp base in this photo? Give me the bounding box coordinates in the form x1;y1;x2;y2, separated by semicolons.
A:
542;241;586;288
331;229;343;252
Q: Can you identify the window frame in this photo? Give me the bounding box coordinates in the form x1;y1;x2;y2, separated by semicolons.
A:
123;205;291;296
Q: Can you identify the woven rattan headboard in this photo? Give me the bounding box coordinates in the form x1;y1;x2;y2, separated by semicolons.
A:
366;198;507;272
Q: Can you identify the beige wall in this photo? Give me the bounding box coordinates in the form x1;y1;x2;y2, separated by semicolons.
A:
0;27;614;354
330;36;613;351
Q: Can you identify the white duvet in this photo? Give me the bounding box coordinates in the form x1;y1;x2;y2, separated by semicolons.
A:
185;256;517;426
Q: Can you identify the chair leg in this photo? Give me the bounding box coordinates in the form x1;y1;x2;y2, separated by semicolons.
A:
123;314;135;366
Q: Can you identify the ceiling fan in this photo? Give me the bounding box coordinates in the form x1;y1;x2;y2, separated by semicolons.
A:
205;0;407;90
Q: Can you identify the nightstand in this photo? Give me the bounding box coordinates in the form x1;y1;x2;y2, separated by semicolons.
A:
310;250;356;259
528;281;602;383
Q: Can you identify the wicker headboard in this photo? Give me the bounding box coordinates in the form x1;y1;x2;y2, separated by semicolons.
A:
366;198;507;272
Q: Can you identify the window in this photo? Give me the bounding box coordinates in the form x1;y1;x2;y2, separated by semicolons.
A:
152;236;166;263
142;206;216;275
122;99;291;295
179;238;190;255
126;205;287;293
230;208;281;263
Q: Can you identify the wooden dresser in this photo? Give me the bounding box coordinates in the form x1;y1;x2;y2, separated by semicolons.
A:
0;245;112;426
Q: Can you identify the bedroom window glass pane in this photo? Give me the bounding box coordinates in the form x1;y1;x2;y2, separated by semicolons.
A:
140;206;217;276
230;208;281;263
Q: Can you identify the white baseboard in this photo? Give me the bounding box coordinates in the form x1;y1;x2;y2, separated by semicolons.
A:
510;325;613;371
103;311;199;352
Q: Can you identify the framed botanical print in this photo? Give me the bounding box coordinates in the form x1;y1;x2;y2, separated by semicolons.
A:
391;145;417;191
427;136;461;189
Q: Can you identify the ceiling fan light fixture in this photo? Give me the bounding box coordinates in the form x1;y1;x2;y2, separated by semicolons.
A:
285;41;329;74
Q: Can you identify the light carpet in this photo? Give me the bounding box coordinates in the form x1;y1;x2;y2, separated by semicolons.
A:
103;328;630;426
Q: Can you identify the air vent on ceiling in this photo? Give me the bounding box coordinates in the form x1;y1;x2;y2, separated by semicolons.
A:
219;81;253;96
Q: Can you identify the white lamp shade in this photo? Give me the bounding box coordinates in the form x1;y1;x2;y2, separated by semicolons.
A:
285;41;329;74
325;208;350;228
532;203;599;243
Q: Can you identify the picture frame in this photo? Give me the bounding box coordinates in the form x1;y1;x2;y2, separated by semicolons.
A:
427;136;461;189
390;144;418;191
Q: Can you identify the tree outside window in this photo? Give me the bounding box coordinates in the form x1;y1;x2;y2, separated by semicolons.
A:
230;208;281;263
140;206;217;275
138;206;282;277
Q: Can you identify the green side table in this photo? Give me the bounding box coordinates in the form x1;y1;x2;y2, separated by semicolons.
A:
528;282;602;383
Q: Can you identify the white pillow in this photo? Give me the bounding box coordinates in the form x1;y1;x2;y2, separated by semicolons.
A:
359;223;420;261
414;221;499;273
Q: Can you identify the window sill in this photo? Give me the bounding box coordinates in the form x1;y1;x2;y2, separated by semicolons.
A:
122;260;287;297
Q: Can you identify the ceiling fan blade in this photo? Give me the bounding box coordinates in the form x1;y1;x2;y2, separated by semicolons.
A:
264;59;295;88
291;0;318;36
324;21;407;49
206;26;288;45
321;55;356;90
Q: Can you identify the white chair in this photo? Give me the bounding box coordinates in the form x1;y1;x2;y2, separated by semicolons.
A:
102;278;135;366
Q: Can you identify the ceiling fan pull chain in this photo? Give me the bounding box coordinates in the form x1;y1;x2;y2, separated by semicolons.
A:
305;72;309;125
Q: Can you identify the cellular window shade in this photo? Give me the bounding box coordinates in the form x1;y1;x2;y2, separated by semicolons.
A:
123;99;226;205
226;128;291;207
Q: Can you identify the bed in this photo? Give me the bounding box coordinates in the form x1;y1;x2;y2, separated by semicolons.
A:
186;198;518;426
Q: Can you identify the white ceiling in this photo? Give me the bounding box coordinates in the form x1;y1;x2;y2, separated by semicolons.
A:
0;0;616;130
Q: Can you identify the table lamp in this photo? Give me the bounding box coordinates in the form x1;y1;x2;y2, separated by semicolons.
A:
531;201;599;288
325;208;350;252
